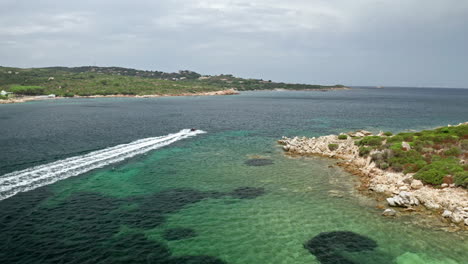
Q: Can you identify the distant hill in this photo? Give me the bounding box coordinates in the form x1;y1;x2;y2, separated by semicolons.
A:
0;66;346;97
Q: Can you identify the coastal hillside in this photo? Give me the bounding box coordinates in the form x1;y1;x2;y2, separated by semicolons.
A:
0;66;345;98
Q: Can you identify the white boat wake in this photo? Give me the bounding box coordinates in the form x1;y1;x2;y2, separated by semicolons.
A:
0;129;205;201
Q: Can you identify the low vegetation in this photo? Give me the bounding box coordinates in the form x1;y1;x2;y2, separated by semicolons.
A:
328;144;339;151
355;124;468;188
9;85;45;95
338;134;348;140
0;66;346;97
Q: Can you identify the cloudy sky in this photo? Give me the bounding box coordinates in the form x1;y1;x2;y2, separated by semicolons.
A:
1;0;467;87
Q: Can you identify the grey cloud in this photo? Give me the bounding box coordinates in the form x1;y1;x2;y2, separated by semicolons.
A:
0;0;467;87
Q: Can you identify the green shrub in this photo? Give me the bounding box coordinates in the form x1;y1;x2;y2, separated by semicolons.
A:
414;169;444;185
63;92;75;97
444;147;461;157
461;139;468;151
440;127;450;133
390;142;402;151
392;163;403;172
387;135;404;143
9;85;45;95
383;132;393;136
0;95;8;100
454;171;468;188
379;162;389;170
328;144;339;151
414;158;463;185
403;160;427;174
338;135;347;140
357;136;384;146
359;146;372;156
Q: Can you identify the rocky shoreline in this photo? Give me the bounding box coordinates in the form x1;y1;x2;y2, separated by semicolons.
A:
0;89;239;104
278;126;468;229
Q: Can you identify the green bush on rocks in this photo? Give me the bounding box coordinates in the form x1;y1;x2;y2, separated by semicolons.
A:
328;144;339;151
357;136;384;146
359;146;372;156
338;135;347;140
444;147;462;157
414;158;463;185
454;171;468;188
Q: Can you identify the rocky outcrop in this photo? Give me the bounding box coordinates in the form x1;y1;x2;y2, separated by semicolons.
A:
386;192;419;207
278;129;468;228
0;89;240;104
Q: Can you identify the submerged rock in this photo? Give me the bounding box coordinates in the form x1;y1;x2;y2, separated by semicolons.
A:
304;231;377;264
229;187;266;199
382;208;397;217
244;158;274;166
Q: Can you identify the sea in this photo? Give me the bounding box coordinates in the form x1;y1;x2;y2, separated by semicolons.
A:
0;87;467;263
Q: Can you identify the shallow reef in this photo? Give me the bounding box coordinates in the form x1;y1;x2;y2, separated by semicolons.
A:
229;187;266;199
0;186;266;263
244;158;274;166
304;231;378;264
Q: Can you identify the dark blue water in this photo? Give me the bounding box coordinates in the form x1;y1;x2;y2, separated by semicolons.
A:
1;88;466;175
0;87;467;264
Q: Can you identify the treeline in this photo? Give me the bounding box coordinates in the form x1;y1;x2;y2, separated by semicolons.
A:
0;66;346;97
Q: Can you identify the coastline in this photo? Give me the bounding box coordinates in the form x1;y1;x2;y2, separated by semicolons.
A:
0;87;351;104
278;124;468;230
0;89;239;104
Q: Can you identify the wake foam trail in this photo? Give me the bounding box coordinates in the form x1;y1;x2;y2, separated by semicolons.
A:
0;129;205;201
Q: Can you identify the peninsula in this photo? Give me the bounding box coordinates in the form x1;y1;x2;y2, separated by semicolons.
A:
0;66;347;103
279;123;468;229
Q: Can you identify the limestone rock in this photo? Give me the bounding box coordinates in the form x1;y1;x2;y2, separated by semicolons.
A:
423;200;440;210
410;180;423;190
387;191;419;207
442;210;452;218
401;141;411;150
399;186;409;191
371;184;388;193
382;208;397;216
451;213;463;223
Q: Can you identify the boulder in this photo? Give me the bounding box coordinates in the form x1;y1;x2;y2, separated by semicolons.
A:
355;132;365;137
371;184;388;193
360;130;373;136
386;191;419;207
399;186;409;191
382;208;397;216
451;213;463;223
441;210;452;218
402;142;411;150
423;200;440;210
410;180;423;190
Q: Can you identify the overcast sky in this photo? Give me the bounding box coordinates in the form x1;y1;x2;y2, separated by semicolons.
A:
1;0;467;87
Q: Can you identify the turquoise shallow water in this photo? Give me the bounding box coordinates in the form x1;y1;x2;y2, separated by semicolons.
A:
0;88;467;263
